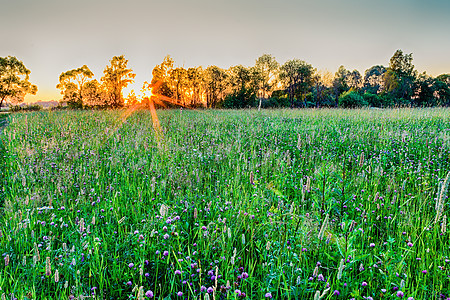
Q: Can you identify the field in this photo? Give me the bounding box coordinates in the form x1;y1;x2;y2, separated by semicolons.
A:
1;108;450;299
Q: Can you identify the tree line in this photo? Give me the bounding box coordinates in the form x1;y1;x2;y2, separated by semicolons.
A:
1;50;450;109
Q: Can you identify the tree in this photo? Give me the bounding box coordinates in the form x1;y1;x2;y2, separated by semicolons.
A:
0;56;37;107
338;90;367;108
204;66;228;108
252;54;279;109
279;59;315;107
101;55;136;108
186;67;205;107
56;65;94;108
363;65;386;94
169;67;188;105
151;55;174;98
383;50;417;101
228;65;252;93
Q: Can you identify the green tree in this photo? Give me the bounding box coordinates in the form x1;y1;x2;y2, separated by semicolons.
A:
363;65;386;94
383;50;417;101
279;59;315;107
0;56;37;107
101;55;136;108
204;66;228;108
56;65;94;108
338;90;367;108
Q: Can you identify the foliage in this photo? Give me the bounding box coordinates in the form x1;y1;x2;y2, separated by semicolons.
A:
338;90;367;108
0;56;37;107
279;59;315;107
101;55;136;108
9;104;42;112
56;65;94;108
222;87;256;108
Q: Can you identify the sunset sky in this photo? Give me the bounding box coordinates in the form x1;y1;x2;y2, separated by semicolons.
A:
1;0;450;102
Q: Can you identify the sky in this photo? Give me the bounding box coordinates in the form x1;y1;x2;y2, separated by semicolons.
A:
1;0;450;102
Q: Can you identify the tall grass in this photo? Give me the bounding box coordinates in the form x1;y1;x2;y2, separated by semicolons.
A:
1;108;450;299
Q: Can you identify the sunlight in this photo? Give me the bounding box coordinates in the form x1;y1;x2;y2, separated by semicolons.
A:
123;82;153;103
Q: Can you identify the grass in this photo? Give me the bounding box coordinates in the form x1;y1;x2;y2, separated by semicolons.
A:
1;108;450;299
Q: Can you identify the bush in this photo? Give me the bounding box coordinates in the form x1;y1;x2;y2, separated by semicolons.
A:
338;91;367;108
10;104;42;112
260;97;290;108
222;88;256;108
363;92;383;107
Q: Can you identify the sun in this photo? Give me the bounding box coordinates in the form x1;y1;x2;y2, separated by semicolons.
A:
123;81;153;103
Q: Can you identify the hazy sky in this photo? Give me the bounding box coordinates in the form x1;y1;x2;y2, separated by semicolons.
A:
1;0;450;102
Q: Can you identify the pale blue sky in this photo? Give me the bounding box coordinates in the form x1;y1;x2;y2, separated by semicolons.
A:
1;0;449;101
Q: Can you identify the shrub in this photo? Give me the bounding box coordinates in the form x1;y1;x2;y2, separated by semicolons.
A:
338;90;367;108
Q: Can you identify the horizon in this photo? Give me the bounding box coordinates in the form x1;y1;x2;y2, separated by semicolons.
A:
1;0;450;103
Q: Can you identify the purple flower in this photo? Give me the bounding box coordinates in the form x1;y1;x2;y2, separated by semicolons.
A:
407;242;413;247
163;234;169;240
163;251;169;256
369;243;375;247
422;270;427;274
265;292;273;298
128;263;134;268
318;274;325;281
397;291;404;297
333;290;340;296
207;287;214;293
175;270;182;275
200;286;207;292
177;291;183;297
407;298;414;300
145;290;154;298
242;272;249;279
145;273;150;277
362;281;368;287
126;281;132;286
235;289;242;296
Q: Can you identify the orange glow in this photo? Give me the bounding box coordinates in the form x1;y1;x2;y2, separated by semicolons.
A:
123;82;153;103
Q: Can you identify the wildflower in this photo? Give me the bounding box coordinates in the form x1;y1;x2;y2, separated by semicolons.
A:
362;282;368;287
422;270;427;274
127;281;132;286
369;243;375;247
318;274;325;281
177;291;183;297
265;292;273;298
45;257;52;276
397;291;404;297
145;289;154;297
175;270;182;275
54;269;59;282
207;287;214;293
4;255;9;266
200;286;207;292
333;290;340;296
407;298;414;300
128;263;134;268
163;251;169;256
242;272;249;279
407;242;413;247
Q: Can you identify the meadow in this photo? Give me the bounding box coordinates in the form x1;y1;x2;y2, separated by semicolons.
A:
1;108;450;300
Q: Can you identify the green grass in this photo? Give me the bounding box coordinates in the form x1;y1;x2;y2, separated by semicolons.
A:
1;108;450;299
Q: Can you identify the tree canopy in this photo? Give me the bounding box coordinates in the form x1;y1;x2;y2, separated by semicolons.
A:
0;56;37;107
